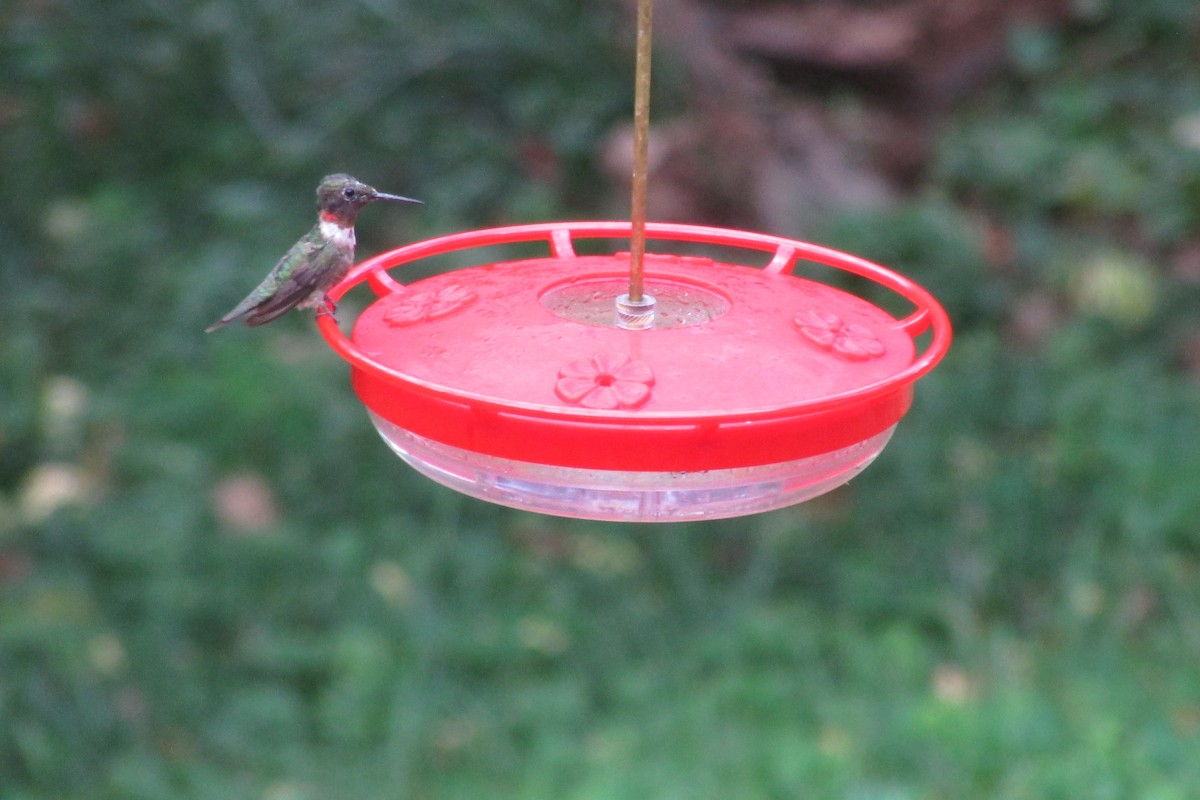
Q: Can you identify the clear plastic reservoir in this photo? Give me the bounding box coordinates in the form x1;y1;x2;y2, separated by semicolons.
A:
370;413;895;521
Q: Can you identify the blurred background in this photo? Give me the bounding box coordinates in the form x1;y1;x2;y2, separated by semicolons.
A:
3;0;1200;796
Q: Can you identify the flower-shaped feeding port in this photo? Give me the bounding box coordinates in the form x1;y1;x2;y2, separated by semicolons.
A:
556;354;655;410
317;221;951;522
384;283;477;326
795;309;886;360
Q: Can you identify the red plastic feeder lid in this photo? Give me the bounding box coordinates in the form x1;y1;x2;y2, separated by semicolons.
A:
318;222;951;476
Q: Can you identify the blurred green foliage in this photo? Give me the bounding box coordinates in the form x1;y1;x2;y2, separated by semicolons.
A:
3;0;1200;797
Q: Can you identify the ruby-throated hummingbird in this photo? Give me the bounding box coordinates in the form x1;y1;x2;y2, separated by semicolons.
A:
206;174;421;332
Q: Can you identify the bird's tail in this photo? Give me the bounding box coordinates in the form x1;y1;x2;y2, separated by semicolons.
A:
205;295;261;333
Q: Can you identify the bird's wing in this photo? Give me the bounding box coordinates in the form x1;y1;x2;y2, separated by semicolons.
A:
241;238;343;326
206;233;331;332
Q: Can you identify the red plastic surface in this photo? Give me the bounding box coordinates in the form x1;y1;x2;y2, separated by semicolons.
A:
317;222;951;472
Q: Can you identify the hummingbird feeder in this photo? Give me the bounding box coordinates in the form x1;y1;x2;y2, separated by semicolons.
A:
315;0;951;522
317;221;950;521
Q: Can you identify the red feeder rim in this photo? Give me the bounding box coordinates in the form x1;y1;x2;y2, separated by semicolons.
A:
317;221;951;474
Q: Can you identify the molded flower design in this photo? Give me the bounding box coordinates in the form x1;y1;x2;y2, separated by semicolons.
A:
385;283;477;326
794;309;886;360
555;354;655;410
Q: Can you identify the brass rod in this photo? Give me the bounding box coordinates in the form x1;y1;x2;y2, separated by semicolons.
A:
628;0;653;303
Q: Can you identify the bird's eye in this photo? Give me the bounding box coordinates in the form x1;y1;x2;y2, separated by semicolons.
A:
342;187;357;199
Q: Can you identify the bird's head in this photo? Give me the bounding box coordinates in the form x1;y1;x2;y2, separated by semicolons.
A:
316;173;422;225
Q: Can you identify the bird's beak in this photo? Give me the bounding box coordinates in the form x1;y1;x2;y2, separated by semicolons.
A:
375;192;424;204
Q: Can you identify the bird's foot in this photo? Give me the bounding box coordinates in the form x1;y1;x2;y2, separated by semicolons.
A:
315;297;338;321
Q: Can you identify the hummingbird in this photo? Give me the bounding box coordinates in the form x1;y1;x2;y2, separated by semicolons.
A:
206;174;421;332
